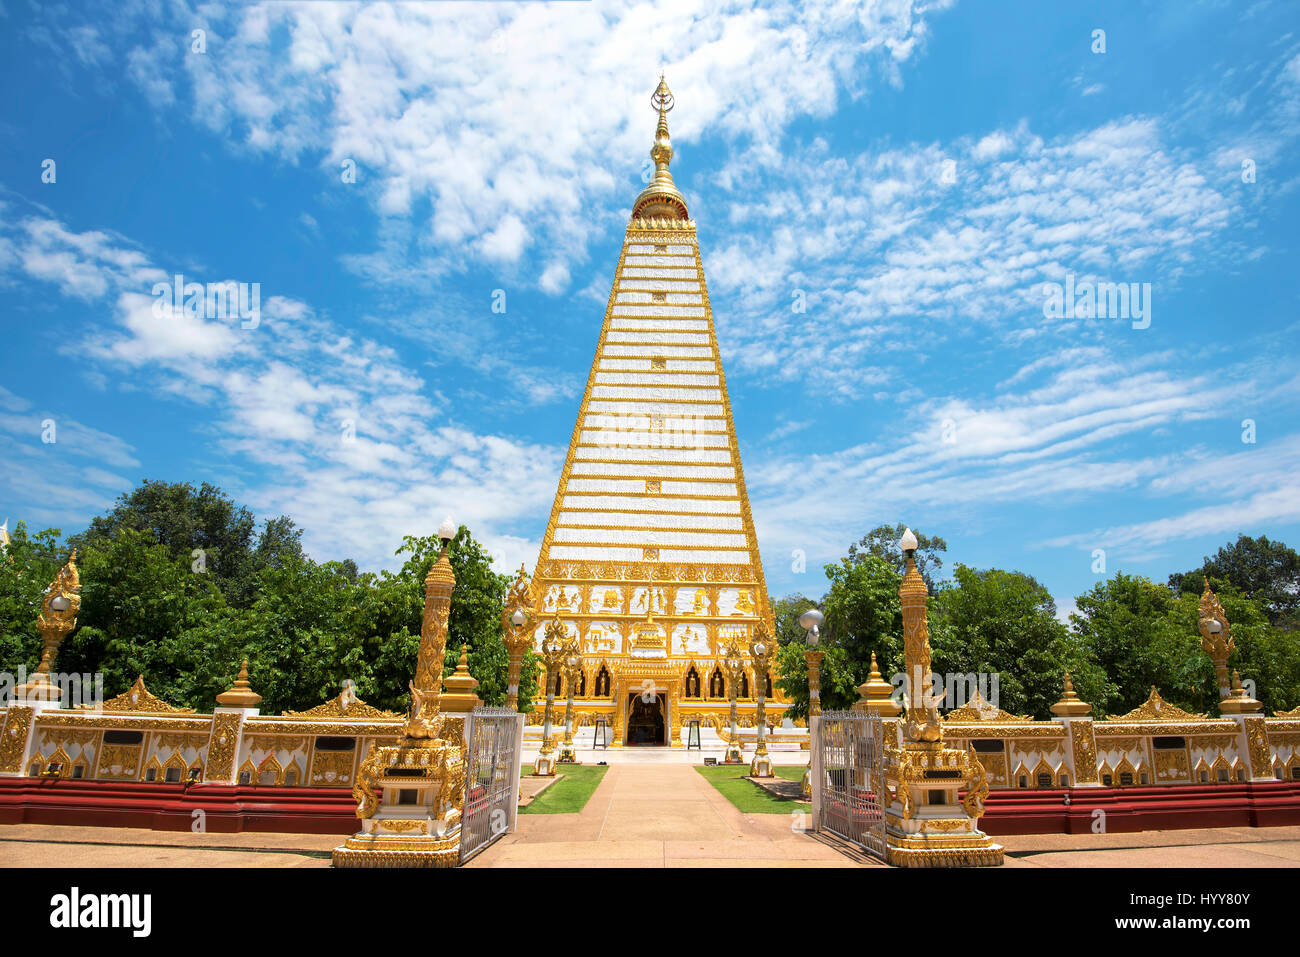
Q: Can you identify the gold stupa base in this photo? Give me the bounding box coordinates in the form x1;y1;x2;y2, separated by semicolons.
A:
800;767;812;797
332;832;460;869
750;752;773;777
557;744;580;764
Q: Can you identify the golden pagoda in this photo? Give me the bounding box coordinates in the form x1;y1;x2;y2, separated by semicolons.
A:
528;77;783;745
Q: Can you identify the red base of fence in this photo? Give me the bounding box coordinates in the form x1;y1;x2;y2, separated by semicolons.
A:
976;780;1300;835
0;776;358;834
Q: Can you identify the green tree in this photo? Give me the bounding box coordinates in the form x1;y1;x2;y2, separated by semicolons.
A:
772;593;820;647
1169;535;1300;630
930;565;1108;720
58;526;231;706
776;555;903;719
847;523;947;589
72;479;302;608
1069;573;1189;716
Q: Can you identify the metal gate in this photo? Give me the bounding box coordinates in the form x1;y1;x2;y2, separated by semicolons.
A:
811;710;886;860
460;706;524;864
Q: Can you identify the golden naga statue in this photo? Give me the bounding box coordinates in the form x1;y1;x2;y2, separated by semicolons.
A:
405;681;437;741
903;699;943;744
353;748;383;820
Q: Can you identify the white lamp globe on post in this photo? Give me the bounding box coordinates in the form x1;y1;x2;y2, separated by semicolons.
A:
437;515;456;543
900;527;919;555
512;608;527;628
799;606;826;796
799;608;824;646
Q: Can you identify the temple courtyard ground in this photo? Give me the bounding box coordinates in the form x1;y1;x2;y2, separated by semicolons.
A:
2;763;1300;867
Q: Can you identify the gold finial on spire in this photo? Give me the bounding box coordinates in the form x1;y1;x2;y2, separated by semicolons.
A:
1050;670;1092;717
216;658;263;709
632;75;689;221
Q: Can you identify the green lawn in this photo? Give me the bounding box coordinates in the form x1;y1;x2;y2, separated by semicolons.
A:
695;764;811;814
519;764;609;814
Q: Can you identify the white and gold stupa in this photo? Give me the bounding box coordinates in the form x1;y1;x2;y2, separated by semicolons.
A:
528;78;785;746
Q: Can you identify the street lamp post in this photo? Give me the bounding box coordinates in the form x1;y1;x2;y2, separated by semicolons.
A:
799;607;825;796
559;641;583;763
722;643;745;764
533;617;568;776
749;622;775;778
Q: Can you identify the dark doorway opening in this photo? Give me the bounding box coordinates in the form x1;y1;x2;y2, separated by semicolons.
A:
625;691;666;746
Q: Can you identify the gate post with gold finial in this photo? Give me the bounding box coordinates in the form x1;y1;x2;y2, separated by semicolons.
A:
880;528;1003;867
332;516;467;868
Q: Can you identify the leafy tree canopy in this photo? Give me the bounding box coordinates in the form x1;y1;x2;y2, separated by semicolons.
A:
3;482;528;714
1168;534;1300;630
847;522;947;589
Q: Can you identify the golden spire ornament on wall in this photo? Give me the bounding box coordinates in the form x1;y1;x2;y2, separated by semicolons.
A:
1198;578;1234;698
16;550;81;704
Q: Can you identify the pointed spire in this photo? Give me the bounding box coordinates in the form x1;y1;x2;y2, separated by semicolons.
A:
632;74;689;221
1220;668;1263;714
856;651;903;717
440;644;482;713
1050;670;1092;717
217;657;263;708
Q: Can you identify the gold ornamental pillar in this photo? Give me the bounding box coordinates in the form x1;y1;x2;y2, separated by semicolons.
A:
1198;579;1234;699
15;551;81;705
721;644;745;763
501;565;534;712
558;640;583;764
533;617;567;776
880;528;1003;867
748;622;775;778
415;525;458;706
333;517;468;868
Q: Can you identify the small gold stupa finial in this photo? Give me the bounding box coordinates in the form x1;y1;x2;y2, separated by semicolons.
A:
1050;670;1092;717
1220;667;1263;715
632;75;688;221
856;651;902;717
440;644;482;714
216;658;263;709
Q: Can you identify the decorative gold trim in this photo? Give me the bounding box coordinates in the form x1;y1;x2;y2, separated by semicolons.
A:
1110;687;1209;723
282;691;400;720
81;675;195;714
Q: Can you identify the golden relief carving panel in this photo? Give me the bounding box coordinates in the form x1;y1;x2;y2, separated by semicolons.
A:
1070;722;1099;785
95;743;141;780
246;735;308;752
1154;748;1190;783
0;707;35;773
310;748;357;787
204;712;242;783
1244;717;1271;777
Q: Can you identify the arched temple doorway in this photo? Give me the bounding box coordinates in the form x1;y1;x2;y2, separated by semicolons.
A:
625;691;666;746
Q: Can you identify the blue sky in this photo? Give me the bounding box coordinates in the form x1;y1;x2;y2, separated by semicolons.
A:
1;0;1298;619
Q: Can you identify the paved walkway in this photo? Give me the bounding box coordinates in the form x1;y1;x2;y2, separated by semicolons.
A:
465;762;869;867
3;769;1300;867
